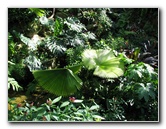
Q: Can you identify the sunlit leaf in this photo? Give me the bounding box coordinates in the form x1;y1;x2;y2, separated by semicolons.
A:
82;49;97;69
52;96;62;104
82;49;124;78
60;101;70;108
64;17;86;32
8;77;23;91
29;8;45;17
92;115;105;120
44;114;51;121
39;16;49;25
54;17;63;37
73;99;83;103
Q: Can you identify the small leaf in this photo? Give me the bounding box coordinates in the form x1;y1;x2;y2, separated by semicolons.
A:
72;116;82;120
90;105;99;110
44;114;51;121
73;100;83;103
60;101;70;108
74;112;84;117
52;96;62;104
137;83;149;102
92;115;105;120
136;71;142;78
51;115;58;121
39;16;49;25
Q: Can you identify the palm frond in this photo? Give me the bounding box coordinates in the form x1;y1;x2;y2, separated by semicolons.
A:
67;64;82;74
33;68;82;96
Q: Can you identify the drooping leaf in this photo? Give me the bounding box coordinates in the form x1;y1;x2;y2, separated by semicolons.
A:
82;49;124;78
8;77;23;91
33;68;82;96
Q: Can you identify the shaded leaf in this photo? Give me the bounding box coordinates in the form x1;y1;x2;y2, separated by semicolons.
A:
67;64;82;74
137;83;149;102
33;68;82;96
90;105;99;111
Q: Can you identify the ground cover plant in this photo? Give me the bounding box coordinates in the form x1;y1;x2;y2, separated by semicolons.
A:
8;8;158;121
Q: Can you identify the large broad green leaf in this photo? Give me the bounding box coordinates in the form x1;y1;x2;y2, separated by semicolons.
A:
82;49;97;69
82;49;124;78
33;68;82;96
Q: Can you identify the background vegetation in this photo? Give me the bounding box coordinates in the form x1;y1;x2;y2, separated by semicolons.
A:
8;8;158;121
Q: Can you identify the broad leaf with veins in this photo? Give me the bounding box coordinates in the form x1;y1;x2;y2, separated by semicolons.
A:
82;49;124;78
33;49;124;96
33;67;82;96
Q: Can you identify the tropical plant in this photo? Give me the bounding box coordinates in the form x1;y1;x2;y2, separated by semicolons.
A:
119;62;158;120
8;61;23;91
33;49;124;96
8;96;104;121
8;8;158;121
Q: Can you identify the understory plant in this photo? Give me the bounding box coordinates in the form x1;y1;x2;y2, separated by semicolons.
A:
118;61;158;121
8;96;104;121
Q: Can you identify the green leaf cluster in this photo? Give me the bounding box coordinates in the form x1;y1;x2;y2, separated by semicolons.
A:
122;62;158;102
8;96;104;121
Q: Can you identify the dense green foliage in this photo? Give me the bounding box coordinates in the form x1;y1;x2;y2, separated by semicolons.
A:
8;8;158;121
8;96;104;121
